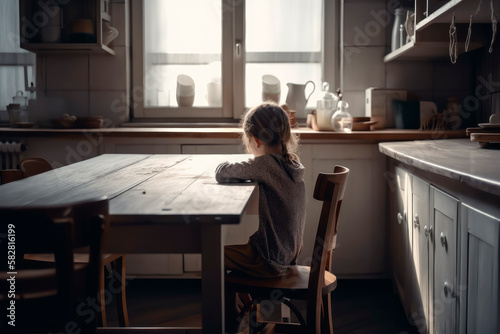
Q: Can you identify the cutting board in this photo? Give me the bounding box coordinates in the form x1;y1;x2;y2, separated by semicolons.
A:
470;133;500;148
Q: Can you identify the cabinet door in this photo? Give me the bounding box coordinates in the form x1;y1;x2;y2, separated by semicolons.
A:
461;204;499;334
411;175;430;333
311;153;386;276
431;187;458;334
389;166;412;315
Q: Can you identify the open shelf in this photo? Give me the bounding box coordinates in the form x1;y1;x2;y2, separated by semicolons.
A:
20;43;115;55
19;0;115;56
417;0;493;30
385;0;493;62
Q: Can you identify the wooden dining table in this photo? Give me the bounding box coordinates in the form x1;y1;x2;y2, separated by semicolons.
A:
0;154;258;333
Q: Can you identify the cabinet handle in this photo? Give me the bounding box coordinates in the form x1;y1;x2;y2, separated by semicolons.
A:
424;225;429;236
235;40;242;57
440;232;447;247
397;212;403;224
444;281;456;299
413;214;420;228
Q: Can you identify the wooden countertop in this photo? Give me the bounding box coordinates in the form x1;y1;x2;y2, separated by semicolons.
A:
0;126;466;142
379;139;500;197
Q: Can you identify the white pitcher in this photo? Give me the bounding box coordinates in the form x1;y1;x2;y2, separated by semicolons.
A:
285;81;315;118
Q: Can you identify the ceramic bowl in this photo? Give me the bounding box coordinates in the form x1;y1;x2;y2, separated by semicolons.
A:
77;116;104;128
53;117;76;129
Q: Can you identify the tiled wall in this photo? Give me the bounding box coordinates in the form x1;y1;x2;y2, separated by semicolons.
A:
36;0;129;127
342;0;497;127
475;39;500;121
342;0;389;116
35;0;497;126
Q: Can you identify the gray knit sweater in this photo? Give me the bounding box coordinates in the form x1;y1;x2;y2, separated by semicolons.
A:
215;154;306;275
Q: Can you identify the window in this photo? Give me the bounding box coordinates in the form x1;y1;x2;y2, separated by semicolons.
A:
0;0;36;115
132;0;339;122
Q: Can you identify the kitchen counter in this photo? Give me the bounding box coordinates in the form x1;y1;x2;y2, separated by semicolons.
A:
0;126;466;142
379;138;500;197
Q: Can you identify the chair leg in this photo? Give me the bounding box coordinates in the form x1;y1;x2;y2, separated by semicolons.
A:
98;265;107;327
224;286;239;334
321;293;333;334
248;301;259;334
111;256;129;327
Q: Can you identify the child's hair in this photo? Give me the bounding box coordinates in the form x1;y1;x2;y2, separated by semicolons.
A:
241;102;300;163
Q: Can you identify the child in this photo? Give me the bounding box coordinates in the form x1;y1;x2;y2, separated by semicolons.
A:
215;102;306;279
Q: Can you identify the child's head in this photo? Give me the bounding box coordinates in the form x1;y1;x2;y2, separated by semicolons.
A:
241;102;299;162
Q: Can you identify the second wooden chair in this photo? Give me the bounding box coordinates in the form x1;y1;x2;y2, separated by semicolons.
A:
0;198;109;333
20;157;129;327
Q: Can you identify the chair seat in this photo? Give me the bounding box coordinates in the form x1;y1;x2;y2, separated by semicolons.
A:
24;253;124;265
225;265;337;299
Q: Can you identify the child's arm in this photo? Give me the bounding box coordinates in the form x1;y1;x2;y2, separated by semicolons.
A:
215;158;263;183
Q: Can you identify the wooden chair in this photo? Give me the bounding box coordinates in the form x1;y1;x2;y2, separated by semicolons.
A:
0;198;109;333
20;157;53;177
225;165;350;334
20;157;129;327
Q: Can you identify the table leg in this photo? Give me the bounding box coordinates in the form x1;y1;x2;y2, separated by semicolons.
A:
201;223;225;334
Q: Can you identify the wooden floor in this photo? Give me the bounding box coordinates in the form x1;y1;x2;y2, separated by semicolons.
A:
106;278;418;333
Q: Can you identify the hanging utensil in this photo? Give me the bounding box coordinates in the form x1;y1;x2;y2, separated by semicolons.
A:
466;0;485;52
449;12;458;64
489;0;497;53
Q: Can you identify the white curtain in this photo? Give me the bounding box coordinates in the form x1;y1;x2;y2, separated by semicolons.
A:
143;0;222;107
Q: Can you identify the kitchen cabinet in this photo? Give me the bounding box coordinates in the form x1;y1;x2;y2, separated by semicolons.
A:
381;139;500;334
460;204;500;334
19;0;115;55
430;186;458;334
384;0;492;62
389;166;413;316
410;174;431;334
388;163;460;334
302;143;387;277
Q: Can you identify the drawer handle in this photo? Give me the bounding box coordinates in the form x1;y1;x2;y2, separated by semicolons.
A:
398;212;406;225
424;226;433;237
413;215;420;228
440;232;447;248
444;281;456;299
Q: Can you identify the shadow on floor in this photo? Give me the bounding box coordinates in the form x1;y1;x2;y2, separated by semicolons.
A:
106;278;418;333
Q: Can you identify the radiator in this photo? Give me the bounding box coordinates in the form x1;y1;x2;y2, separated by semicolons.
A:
0;141;27;170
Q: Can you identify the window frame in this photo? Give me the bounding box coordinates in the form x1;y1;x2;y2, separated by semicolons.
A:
0;54;36;112
130;0;340;123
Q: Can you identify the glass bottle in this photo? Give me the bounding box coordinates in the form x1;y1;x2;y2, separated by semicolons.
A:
331;100;353;133
391;8;406;51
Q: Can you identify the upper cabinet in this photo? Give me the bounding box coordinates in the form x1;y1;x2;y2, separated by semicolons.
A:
19;0;115;55
384;0;495;62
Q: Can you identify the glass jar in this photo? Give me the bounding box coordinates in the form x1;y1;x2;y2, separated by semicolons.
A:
316;82;338;130
331;100;353;133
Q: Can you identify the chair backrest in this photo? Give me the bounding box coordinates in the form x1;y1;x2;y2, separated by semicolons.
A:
0;197;109;332
20;157;53;177
308;165;349;288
